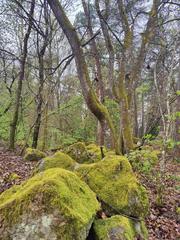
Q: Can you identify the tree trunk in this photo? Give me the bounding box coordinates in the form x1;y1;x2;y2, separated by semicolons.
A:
42;102;48;151
140;93;145;138
32;0;50;148
9;0;35;149
118;60;134;152
133;90;139;137
47;0;120;154
95;0;115;95
32;55;45;148
82;0;105;147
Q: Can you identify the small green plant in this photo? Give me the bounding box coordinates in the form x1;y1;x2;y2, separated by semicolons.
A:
127;148;158;175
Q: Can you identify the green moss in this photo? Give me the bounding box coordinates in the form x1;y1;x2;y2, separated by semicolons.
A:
76;155;149;218
93;215;148;240
37;151;76;172
24;147;46;161
64;142;107;163
64;142;89;163
8;173;20;181
176;207;180;222
0;168;100;239
127;149;158;174
176;207;180;215
86;144;107;162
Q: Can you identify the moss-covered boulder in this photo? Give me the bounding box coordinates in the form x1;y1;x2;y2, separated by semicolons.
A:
37;151;77;172
86;144;107;162
76;155;149;218
0;168;100;240
64;142;89;163
93;215;148;240
24;148;46;161
64;142;105;163
127;148;158;174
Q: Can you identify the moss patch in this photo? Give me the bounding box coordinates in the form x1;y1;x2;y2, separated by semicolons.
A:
64;142;89;163
93;215;148;240
86;144;107;162
0;168;100;240
64;142;106;163
37;151;77;172
8;173;20;181
24;148;46;161
76;155;149;218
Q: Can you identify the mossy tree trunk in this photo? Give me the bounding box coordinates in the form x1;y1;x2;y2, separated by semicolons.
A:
115;0;160;152
82;0;105;147
118;60;134;152
47;0;121;154
116;0;134;152
9;0;35;149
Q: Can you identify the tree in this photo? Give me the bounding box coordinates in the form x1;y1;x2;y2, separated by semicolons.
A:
9;0;35;149
47;0;121;154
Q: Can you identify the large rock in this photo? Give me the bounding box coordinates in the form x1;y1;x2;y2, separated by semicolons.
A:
37;151;77;172
64;142;89;163
86;144;107;162
0;168;100;240
64;142;106;164
93;215;148;240
76;155;149;218
24;148;46;161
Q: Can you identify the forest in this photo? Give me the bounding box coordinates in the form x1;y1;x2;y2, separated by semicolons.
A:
0;0;179;239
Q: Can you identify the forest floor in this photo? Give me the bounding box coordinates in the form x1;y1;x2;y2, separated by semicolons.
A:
0;144;179;240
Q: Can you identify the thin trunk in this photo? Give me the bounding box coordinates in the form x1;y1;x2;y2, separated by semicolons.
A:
32;55;45;148
141;93;145;138
32;0;49;148
9;0;35;149
133;90;138;137
82;0;105;147
95;0;115;95
42;102;48;151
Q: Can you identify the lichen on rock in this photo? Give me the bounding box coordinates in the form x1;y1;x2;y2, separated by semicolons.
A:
76;155;149;218
24;148;46;161
93;215;148;240
0;168;100;240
